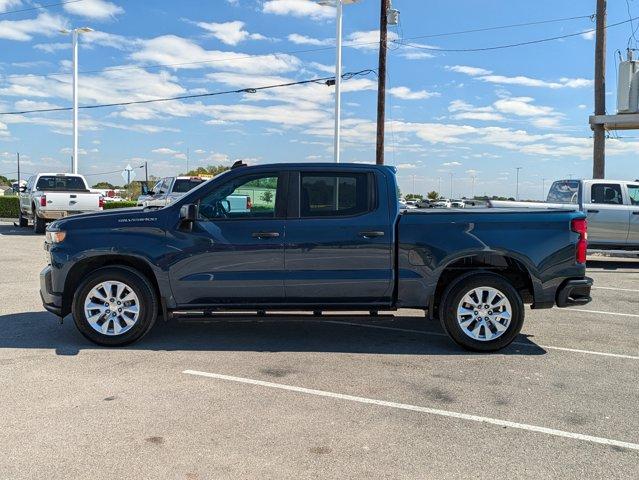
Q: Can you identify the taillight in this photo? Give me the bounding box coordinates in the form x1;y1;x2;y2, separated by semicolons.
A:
99;196;105;209
246;196;253;210
40;195;47;207
571;218;588;264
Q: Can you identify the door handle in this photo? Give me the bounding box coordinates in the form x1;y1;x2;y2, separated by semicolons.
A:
252;231;280;239
359;231;385;238
633;211;639;215
587;209;599;213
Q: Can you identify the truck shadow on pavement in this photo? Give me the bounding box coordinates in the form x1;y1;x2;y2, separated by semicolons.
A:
587;259;639;271
0;223;37;236
0;311;547;357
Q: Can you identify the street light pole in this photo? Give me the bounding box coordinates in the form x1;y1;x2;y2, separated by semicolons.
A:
515;167;522;200
60;27;92;174
449;172;454;199
334;0;343;163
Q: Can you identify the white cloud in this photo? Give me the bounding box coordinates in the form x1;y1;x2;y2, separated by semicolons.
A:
581;30;596;40
396;163;417;169
131;35;301;74
447;65;492;76
263;0;334;20
152;148;180;155
0;12;67;41
196;20;266;46
63;0;124;19
34;42;69;53
389;86;438;100
0;0;21;12
442;161;462;167
447;64;592;89
347;30;398;50
287;33;330;46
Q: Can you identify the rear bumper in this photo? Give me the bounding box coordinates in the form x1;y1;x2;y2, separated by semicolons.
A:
556;277;593;307
40;265;63;316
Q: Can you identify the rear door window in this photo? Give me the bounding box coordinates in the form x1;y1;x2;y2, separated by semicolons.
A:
173;178;205;193
627;185;639;205
591;184;623;205
300;172;371;217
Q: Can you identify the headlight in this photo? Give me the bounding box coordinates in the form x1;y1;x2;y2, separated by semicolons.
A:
45;230;66;243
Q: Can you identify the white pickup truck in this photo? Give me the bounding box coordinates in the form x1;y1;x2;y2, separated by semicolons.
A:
489;179;639;251
19;173;103;233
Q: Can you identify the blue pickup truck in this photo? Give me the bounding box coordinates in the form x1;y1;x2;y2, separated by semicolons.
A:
40;163;592;351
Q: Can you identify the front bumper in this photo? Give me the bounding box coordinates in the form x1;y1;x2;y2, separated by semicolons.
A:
556;277;593;307
40;265;63;316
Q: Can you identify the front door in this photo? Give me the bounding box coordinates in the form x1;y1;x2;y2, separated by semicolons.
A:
585;183;629;246
284;170;394;305
168;171;286;306
626;184;639;246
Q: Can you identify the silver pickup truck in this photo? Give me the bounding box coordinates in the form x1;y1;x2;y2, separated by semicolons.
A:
489;179;639;250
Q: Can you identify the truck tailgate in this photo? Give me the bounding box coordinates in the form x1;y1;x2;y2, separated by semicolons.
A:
41;192;101;212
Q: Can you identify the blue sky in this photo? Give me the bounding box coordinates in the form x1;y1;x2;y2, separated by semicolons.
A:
1;0;638;199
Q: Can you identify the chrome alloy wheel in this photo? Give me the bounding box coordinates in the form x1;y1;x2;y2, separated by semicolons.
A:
456;286;512;342
83;280;140;336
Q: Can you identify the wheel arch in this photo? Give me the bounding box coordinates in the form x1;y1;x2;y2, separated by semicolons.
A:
429;252;536;317
62;255;161;317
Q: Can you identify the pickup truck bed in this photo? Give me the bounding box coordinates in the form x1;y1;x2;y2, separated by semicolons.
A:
40;163;592;352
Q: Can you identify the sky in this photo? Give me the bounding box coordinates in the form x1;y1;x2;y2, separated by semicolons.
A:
1;0;638;199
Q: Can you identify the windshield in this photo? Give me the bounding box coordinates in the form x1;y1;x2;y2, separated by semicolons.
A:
35;175;87;192
173;178;205;193
547;180;579;204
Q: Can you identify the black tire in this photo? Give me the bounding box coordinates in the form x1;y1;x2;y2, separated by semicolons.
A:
18;210;28;227
72;266;158;346
33;213;45;234
439;272;524;352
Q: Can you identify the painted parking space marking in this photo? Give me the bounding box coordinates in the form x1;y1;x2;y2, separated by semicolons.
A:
183;369;639;452
592;286;639;293
321;320;639;361
569;308;639;319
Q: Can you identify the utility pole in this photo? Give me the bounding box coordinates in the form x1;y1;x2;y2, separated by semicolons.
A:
471;175;476;199
16;152;20;186
516;167;522;200
542;177;546;200
411;174;416;194
144;161;148;183
186;147;190;173
438;177;441;194
593;0;606;179
375;0;389;165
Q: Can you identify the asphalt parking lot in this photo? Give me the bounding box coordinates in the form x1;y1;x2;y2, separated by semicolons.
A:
0;221;638;479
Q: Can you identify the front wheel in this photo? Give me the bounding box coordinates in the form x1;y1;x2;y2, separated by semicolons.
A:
439;272;524;352
72;267;158;346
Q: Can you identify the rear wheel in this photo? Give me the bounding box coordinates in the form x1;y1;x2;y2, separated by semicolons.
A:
439;272;524;352
72;267;158;346
33;213;45;234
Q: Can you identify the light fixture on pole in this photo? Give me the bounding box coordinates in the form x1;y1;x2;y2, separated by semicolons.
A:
317;0;360;163
60;26;93;174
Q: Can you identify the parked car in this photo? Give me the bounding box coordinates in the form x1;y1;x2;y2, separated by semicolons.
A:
416;199;432;208
19;173;103;233
451;200;466;208
432;199;452;208
137;176;207;208
40;163;592;352
488;179;639;250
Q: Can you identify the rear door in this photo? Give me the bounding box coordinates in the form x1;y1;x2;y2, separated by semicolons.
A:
626;183;639;246
585;182;629;246
283;169;393;305
168;170;286;306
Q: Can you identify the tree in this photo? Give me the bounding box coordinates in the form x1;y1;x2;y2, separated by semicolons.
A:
92;181;117;189
0;175;11;186
427;191;440;200
184;165;230;177
260;190;274;204
405;193;423;201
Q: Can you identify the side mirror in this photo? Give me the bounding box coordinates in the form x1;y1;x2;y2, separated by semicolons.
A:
19;186;27;193
180;203;198;222
140;182;149;195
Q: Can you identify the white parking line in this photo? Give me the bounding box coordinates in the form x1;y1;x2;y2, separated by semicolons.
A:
592;286;639;293
183;369;639;452
569;308;639;319
321;320;639;361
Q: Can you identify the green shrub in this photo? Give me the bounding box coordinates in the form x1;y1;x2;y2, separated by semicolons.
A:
0;196;20;218
103;201;138;209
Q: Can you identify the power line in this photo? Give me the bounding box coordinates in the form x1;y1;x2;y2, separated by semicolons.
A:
0;70;376;115
395;16;638;53
83;165;144;177
0;13;596;82
0;0;83;16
